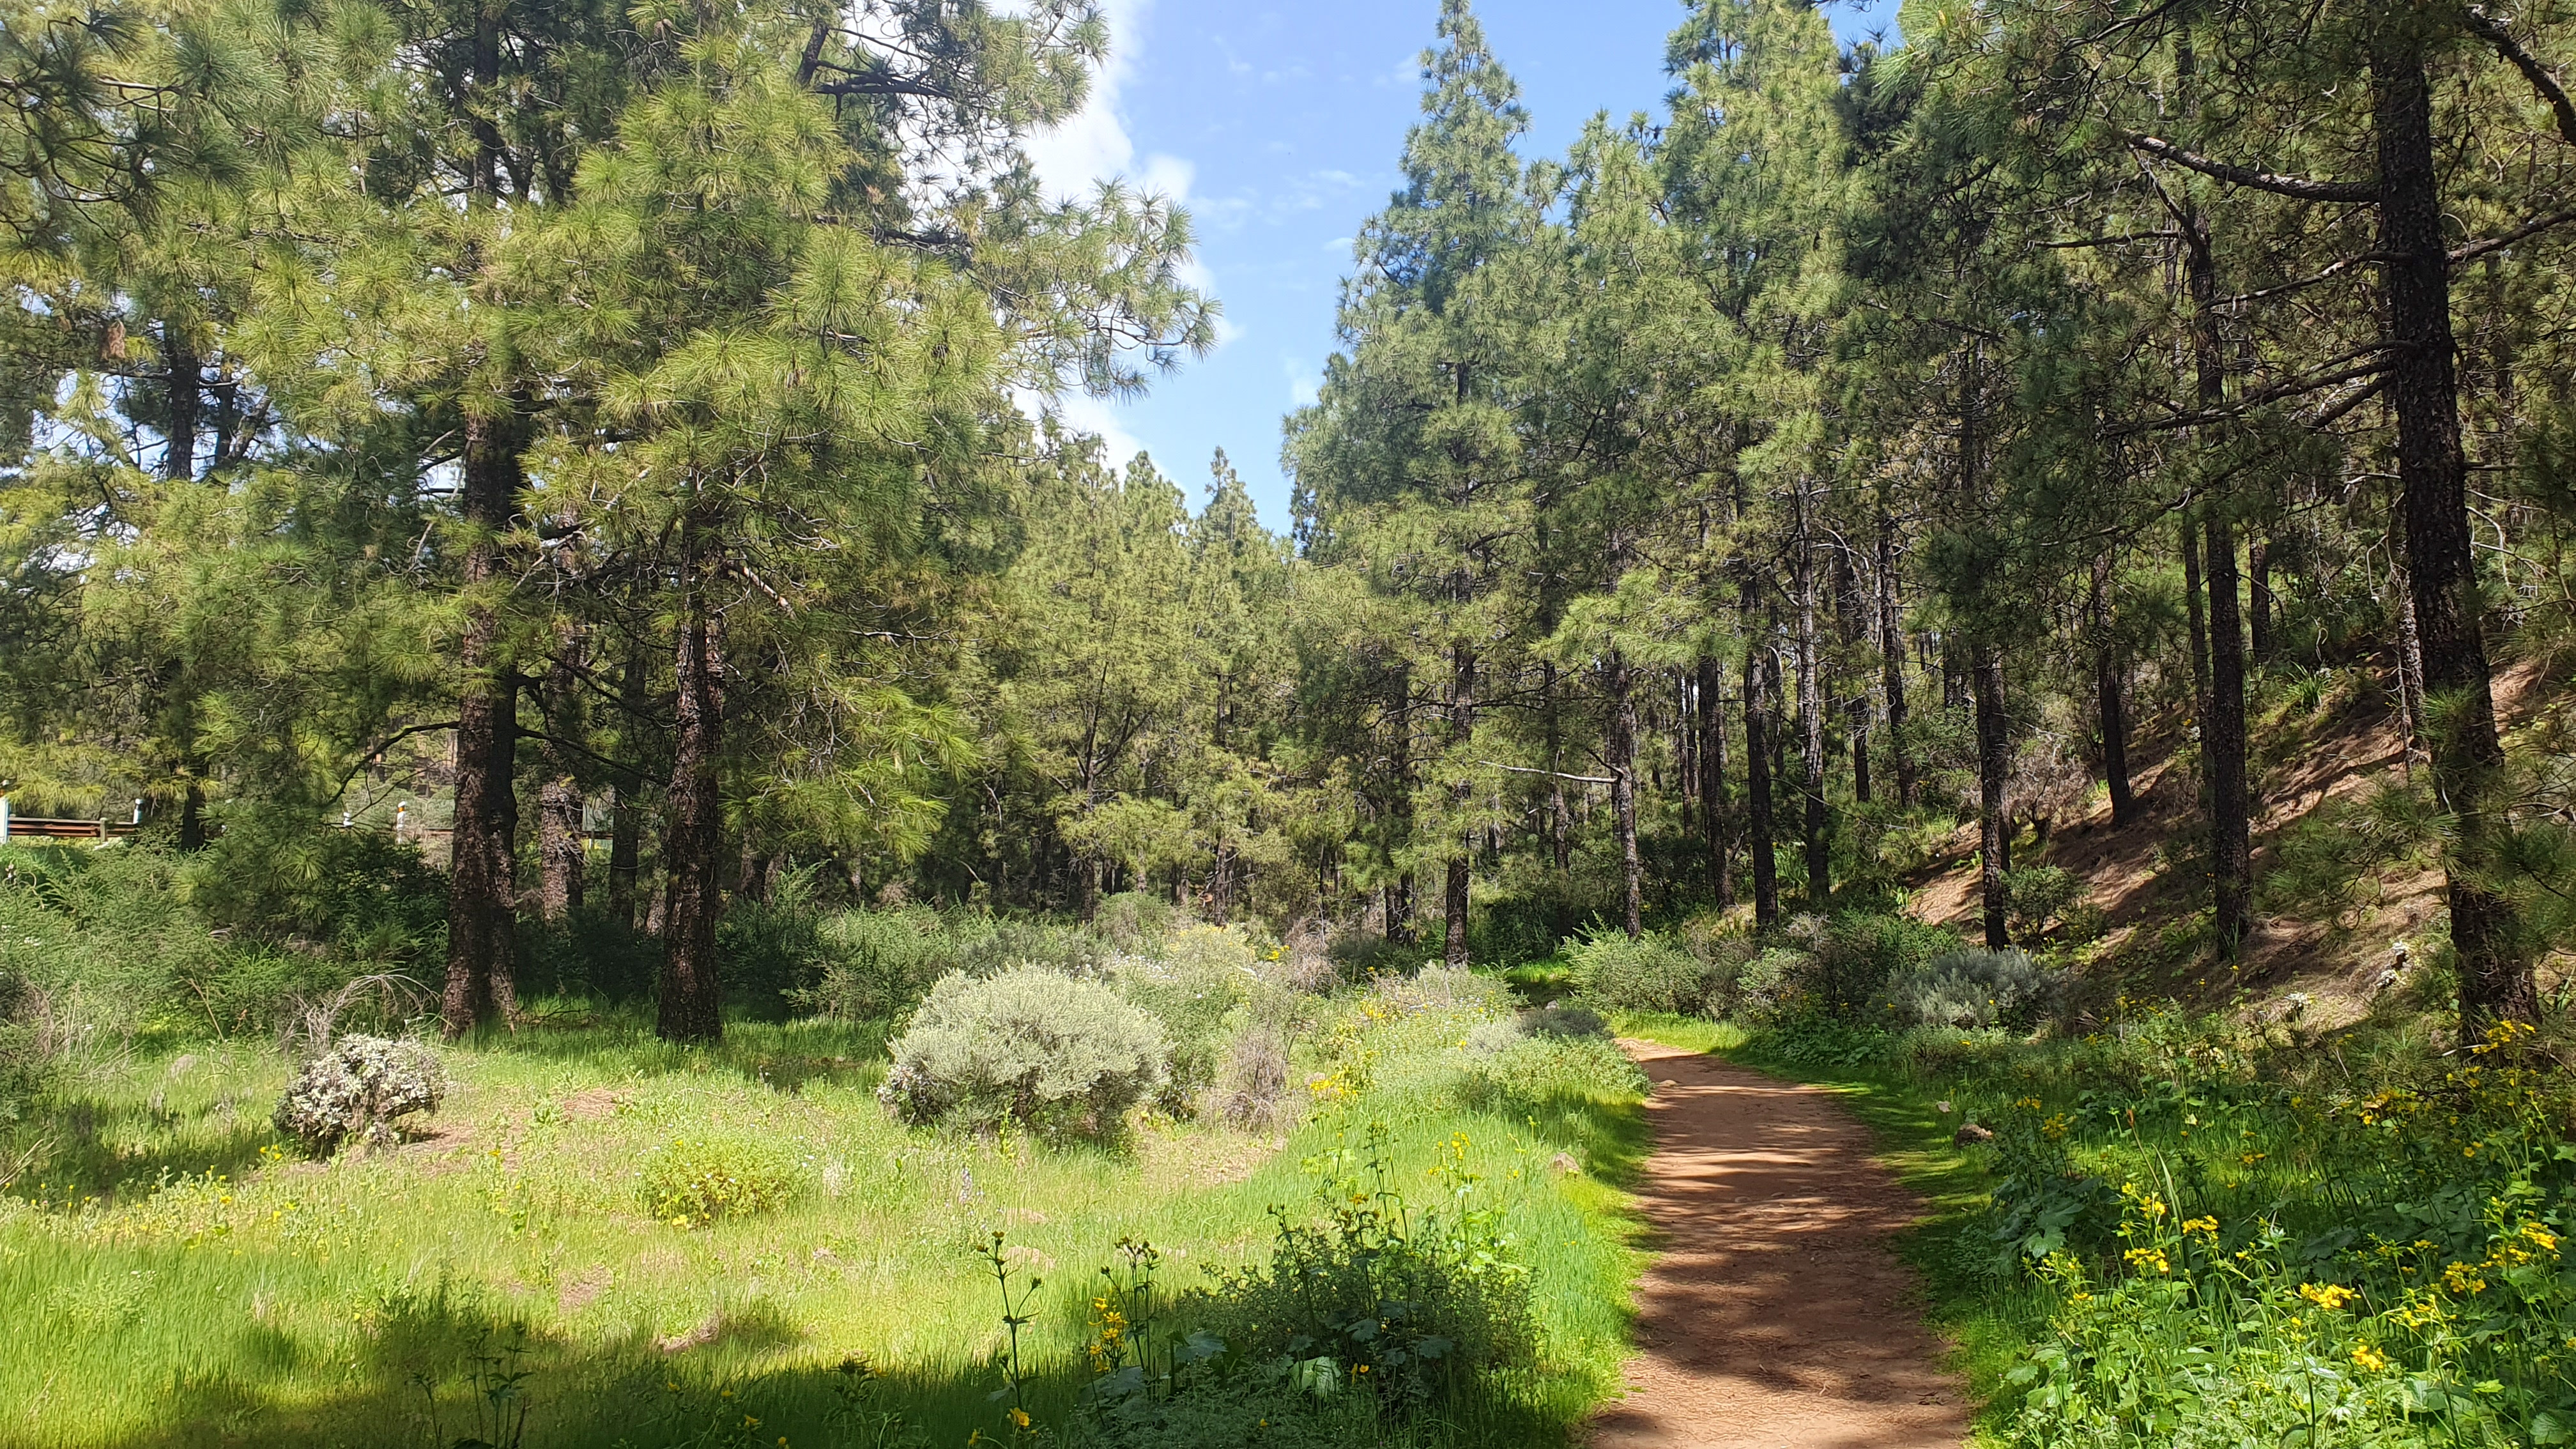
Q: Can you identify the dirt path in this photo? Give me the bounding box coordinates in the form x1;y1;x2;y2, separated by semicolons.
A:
1589;1041;1968;1449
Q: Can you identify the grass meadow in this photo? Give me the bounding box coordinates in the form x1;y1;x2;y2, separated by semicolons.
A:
1;993;1648;1449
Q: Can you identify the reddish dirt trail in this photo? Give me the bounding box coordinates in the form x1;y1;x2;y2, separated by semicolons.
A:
1589;1041;1968;1449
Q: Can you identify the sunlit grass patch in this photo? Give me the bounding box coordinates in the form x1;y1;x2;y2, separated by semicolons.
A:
0;986;1648;1448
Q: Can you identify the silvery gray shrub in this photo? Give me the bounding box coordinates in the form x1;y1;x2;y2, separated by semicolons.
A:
1874;948;2056;1032
878;966;1168;1138
273;1034;445;1153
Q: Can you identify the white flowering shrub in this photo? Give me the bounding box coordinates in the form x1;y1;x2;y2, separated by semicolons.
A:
272;1034;445;1153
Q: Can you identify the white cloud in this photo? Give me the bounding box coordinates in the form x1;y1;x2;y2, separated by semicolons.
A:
1017;0;1235;351
1284;356;1319;408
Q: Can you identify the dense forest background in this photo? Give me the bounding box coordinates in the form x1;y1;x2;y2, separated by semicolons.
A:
6;0;2576;1046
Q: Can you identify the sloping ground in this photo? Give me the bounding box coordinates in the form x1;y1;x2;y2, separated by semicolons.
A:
1905;658;2557;1022
1590;1041;1966;1449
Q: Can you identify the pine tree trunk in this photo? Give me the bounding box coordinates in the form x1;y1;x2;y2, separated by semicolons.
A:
2395;564;2429;767
1795;502;1830;907
2182;511;2211;742
1697;654;1731;907
1608;649;1643;939
1850;702;1871;806
2248;538;2274;664
162;325;197;482
1544;662;1571;873
607;636;646;927
1878;505;1914;808
537;624;586;923
1444;642;1473;968
656;523;725;1045
2091;552;2137;826
1974;643;2011;950
441;411;521;1039
1742;582;1779;929
2187;213;2252;949
2371;31;2529;1032
2204;508;2252;946
1386;667;1414;945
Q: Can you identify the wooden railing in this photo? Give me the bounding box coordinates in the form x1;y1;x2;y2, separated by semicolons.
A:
0;815;142;844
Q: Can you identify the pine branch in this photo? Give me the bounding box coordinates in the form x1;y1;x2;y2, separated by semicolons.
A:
2121;131;2377;203
1479;760;1616;785
2450;206;2576;265
2462;6;2576;148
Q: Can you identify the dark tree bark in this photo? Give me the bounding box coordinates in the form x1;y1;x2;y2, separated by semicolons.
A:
2203;507;2253;946
2248;537;2274;663
1696;654;1731;908
441;411;523;1039
1384;667;1415;946
1974;643;2012;951
1877;504;1915;808
2395;562;2429;768
2186;211;2252;948
607;636;647;927
440;6;526;1041
1543;661;1571;873
1607;649;1643;939
2090;552;2138;826
536;624;586;923
162;325;197;482
1742;581;1779;929
2372;30;2529;1032
1795;501;1830;907
656;524;725;1045
2181;511;2211;741
1444;641;1473;968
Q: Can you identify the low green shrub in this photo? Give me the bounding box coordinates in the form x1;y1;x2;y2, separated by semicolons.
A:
1874;947;2055;1032
1521;1001;1608;1039
1093;891;1175;950
0;963;43;1118
1186;1124;1538;1416
2000;866;2081;941
877;967;1169;1138
717;869;829;1018
1466;1032;1646;1114
637;1133;801;1227
1114;924;1266;1114
1723;946;1813;1022
518;904;659;1002
790;904;952;1023
1567;930;1710;1016
949;916;1107;979
183;811;448;965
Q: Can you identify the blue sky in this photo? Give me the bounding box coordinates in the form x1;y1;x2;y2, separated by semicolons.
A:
1024;0;1903;530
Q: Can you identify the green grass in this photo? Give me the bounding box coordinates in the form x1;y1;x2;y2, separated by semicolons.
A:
0;997;1648;1448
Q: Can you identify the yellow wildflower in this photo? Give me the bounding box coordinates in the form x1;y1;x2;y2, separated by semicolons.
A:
2297;1283;2358;1312
2352;1344;2390;1372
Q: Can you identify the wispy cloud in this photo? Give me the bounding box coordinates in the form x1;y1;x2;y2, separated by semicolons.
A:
1018;0;1236;349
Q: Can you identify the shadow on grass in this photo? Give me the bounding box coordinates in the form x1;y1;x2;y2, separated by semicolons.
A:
95;1277;1562;1449
7;1096;280;1201
452;1004;891;1094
